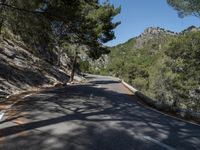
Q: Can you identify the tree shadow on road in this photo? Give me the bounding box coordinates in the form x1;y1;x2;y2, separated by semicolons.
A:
0;80;200;150
89;80;120;85
0;124;163;150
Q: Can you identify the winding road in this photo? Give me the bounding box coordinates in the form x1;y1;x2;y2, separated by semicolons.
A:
0;75;200;150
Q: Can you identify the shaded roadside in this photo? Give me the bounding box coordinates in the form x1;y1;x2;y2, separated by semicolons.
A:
0;77;199;150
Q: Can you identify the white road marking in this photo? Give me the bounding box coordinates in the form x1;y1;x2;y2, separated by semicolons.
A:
22;94;32;98
89;93;94;99
0;94;33;121
97;85;102;88
143;136;176;150
0;110;6;121
7;94;33;109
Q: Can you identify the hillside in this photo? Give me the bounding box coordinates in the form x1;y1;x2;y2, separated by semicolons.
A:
0;0;120;102
106;27;175;88
84;26;200;112
0;35;70;100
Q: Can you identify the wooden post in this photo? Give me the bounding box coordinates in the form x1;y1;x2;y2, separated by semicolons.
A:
69;51;78;83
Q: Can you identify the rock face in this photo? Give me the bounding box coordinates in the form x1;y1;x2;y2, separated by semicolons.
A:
141;27;177;36
0;37;70;99
79;47;109;71
134;27;177;49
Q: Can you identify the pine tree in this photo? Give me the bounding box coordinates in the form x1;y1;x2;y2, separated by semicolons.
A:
0;0;120;82
167;0;200;18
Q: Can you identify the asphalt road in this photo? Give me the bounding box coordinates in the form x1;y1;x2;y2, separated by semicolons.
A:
0;75;200;150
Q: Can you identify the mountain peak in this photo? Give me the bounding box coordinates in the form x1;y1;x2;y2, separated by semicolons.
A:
141;27;176;36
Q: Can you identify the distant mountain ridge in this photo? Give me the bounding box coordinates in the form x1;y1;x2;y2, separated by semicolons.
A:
84;26;200;72
141;27;177;36
114;26;200;48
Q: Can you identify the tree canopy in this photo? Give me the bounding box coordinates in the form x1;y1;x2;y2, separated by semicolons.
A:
167;0;200;18
0;0;120;58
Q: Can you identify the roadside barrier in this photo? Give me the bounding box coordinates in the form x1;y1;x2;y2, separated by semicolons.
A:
121;80;200;124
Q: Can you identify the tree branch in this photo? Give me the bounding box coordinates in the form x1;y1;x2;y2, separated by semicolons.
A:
0;3;45;14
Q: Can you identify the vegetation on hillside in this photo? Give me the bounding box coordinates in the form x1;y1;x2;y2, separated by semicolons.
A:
1;0;199;113
82;28;200;112
0;0;120;82
79;0;200;112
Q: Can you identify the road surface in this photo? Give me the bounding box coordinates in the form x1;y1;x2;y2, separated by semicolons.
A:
0;75;200;150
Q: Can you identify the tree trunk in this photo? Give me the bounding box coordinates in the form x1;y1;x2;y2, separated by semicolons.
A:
56;23;64;67
69;51;78;83
0;19;3;34
57;48;61;67
0;0;6;34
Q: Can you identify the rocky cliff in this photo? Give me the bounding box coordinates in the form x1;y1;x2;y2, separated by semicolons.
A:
0;36;70;100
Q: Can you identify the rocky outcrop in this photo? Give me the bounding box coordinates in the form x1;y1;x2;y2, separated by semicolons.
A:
134;27;177;49
79;47;109;71
141;27;177;36
0;37;70;100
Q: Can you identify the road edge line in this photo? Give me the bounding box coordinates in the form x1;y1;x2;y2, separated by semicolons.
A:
143;136;176;150
0;110;6;121
0;93;34;122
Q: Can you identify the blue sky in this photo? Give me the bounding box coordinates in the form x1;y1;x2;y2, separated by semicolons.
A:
103;0;200;46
